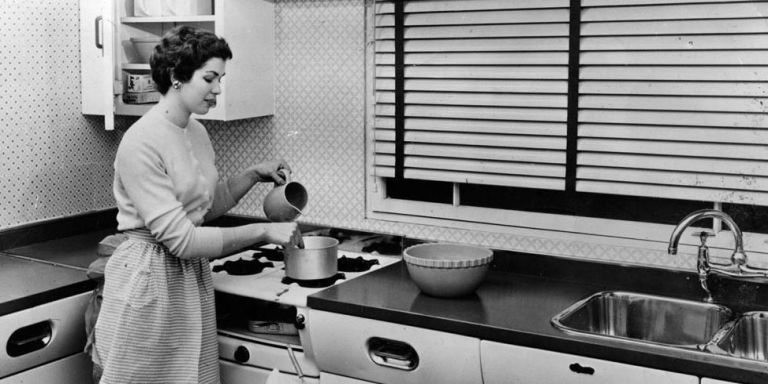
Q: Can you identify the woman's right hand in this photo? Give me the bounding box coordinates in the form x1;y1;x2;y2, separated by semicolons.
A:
260;222;304;248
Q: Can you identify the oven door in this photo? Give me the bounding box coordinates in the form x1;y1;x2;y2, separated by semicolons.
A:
220;359;272;384
218;332;319;384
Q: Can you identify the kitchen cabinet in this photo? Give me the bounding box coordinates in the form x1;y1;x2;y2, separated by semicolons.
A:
79;0;274;130
319;372;376;384
0;291;91;381
308;310;483;384
0;353;92;384
481;341;698;384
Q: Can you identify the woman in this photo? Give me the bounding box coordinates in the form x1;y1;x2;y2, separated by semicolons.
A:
93;26;302;383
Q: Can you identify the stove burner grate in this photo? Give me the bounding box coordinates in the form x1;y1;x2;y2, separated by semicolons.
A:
338;255;380;272
212;258;274;276
281;273;346;288
254;247;284;262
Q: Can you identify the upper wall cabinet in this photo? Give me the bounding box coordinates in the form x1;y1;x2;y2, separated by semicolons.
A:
79;0;275;130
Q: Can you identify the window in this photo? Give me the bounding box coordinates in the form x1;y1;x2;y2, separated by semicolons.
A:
366;0;768;250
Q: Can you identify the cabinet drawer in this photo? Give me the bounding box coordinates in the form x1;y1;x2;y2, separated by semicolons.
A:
309;310;482;384
0;292;90;378
481;341;698;384
0;352;92;384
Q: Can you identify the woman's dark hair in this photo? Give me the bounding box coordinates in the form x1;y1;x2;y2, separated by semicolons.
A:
150;26;233;94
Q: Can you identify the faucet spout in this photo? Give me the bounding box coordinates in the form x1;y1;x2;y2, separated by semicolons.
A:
669;209;768;300
667;209;744;257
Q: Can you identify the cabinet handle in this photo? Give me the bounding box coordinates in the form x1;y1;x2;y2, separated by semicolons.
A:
569;363;595;375
7;320;53;357
367;337;419;371
94;16;103;50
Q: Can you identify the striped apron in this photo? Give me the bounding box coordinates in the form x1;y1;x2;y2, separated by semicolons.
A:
93;229;219;383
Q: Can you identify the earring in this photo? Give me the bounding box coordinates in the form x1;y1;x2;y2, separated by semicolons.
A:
172;81;181;90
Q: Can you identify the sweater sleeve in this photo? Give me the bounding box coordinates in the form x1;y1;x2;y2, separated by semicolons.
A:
204;179;238;222
115;134;224;259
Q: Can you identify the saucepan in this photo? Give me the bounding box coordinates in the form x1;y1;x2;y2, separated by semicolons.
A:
284;236;339;281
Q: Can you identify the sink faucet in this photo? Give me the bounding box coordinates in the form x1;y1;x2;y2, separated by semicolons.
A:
668;209;768;302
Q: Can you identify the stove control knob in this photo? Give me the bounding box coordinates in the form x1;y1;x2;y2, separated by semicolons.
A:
234;346;250;363
295;314;306;330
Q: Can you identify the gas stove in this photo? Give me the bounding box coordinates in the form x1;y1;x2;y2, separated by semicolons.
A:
210;233;402;308
212;230;403;384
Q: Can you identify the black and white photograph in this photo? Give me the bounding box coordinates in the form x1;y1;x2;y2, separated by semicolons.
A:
1;0;768;383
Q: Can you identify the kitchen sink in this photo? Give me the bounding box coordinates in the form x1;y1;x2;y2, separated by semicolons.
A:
551;291;732;348
708;312;768;362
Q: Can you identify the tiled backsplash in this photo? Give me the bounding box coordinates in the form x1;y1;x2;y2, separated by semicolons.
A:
1;0;693;270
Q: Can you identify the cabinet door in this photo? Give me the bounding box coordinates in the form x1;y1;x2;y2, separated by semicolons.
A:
0;353;92;384
319;372;377;384
79;0;115;130
701;379;742;384
207;0;274;120
481;341;698;384
309;310;483;384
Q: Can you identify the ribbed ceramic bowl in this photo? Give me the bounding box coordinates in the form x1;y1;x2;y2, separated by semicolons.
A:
403;243;493;298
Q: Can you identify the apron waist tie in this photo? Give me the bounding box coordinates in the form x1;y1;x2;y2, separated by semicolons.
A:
123;228;159;244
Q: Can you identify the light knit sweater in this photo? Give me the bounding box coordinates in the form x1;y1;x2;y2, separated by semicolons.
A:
113;108;237;258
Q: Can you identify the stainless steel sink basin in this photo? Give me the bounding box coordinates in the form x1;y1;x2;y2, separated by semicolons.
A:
552;291;732;348
708;312;768;361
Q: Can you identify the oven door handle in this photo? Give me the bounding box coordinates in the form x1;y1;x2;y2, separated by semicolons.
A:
286;345;305;380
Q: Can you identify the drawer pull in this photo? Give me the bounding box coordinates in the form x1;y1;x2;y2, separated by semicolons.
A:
367;337;419;371
7;320;53;357
569;362;595;375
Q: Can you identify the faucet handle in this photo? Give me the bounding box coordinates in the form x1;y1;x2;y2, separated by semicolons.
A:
692;231;715;245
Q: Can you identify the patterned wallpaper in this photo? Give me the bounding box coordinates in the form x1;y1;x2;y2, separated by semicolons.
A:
0;0;703;270
0;0;121;227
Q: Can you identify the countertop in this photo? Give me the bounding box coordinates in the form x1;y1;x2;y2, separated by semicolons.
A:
308;252;768;384
5;210;768;382
3;228;115;270
0;253;95;316
0;211;117;316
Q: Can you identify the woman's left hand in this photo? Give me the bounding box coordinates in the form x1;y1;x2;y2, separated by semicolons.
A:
248;159;292;185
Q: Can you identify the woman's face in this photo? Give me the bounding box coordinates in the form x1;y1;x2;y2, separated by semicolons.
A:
179;57;226;115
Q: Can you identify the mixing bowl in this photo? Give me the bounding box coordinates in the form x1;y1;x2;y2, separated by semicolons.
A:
403;243;493;298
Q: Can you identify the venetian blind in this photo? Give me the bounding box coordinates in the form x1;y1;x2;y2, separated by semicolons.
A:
372;0;572;190
577;0;768;205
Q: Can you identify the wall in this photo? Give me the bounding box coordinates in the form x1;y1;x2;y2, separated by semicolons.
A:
0;0;121;227
0;0;696;270
208;0;697;270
